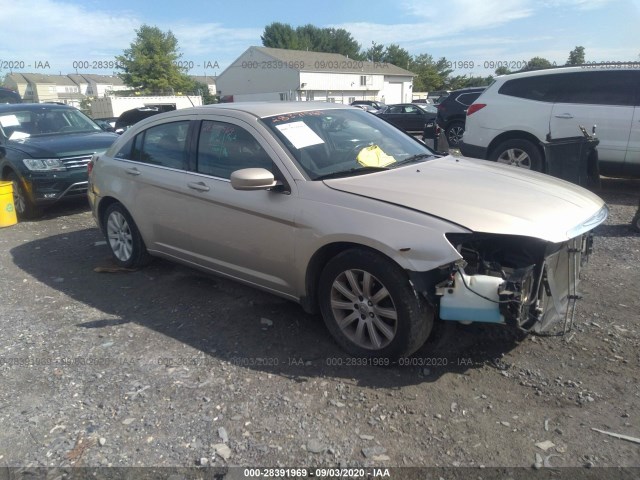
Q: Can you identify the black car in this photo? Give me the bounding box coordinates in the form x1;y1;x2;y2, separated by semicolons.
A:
0;103;118;218
376;103;438;138
114;107;167;133
435;87;486;146
0;87;21;104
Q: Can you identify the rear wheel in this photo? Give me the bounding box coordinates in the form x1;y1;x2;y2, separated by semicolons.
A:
491;139;543;172
319;249;433;359
103;203;151;268
445;122;465;146
7;172;40;219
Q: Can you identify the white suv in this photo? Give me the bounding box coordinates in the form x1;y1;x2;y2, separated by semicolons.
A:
460;66;640;177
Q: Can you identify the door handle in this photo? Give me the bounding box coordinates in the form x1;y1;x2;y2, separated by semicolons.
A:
187;181;210;192
125;167;140;176
554;113;574;119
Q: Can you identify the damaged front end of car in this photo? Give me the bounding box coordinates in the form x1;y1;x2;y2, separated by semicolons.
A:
418;205;607;334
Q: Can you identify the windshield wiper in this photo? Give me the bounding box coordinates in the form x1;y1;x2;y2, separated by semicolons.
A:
315;166;390;180
390;153;437;168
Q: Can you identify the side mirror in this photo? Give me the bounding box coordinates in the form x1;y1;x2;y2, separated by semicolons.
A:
230;168;279;191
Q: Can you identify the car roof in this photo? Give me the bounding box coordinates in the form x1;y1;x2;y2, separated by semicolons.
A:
0;102;76;112
494;64;640;82
157;101;355;119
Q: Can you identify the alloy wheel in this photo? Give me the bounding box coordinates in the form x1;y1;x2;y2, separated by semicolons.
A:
496;148;532;169
330;269;398;350
106;211;134;262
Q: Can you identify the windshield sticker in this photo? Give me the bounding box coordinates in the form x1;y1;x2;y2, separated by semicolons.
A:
9;131;30;140
0;115;20;128
357;145;397;167
275;121;324;149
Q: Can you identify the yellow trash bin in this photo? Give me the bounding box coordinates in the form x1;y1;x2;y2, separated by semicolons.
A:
0;181;18;227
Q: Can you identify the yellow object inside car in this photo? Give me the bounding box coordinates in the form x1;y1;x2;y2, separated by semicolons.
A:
356;145;396;168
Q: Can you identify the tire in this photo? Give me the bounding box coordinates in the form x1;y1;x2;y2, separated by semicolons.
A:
490;139;544;172
445;122;465;146
632;212;640;233
7;172;41;219
103;203;151;268
319;249;433;360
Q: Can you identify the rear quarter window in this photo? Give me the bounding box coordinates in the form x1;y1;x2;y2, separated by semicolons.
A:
498;74;564;102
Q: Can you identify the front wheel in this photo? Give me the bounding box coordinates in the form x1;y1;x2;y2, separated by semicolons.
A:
7;172;40;219
319;249;433;359
490;139;543;172
103;203;151;268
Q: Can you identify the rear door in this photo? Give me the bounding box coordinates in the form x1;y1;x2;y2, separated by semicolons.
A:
550;70;635;174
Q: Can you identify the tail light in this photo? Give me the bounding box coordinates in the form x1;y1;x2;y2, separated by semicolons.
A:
466;103;486;116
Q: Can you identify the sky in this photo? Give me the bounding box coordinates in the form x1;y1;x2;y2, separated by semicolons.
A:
1;0;639;79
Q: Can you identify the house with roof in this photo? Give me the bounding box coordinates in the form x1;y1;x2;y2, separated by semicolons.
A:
216;47;415;104
190;75;217;95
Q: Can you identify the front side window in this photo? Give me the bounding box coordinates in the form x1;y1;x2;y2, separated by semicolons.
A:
554;71;635;106
196;121;273;179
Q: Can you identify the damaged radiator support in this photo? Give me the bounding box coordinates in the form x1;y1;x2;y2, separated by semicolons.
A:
528;234;589;337
437;233;592;337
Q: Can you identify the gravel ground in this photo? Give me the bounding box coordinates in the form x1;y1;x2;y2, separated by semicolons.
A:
0;175;638;475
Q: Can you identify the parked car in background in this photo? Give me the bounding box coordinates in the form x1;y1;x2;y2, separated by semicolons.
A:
460;65;640;177
376;103;438;138
350;100;386;112
352;104;378;112
0;103;118;218
411;98;433;105
427;90;450;104
0;87;21;104
88;102;607;359
93;117;118;132
114;107;169;133
436;87;486;146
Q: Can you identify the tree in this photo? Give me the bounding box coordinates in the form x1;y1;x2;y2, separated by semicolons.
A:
566;46;585;65
409;54;452;91
520;56;555;72
261;22;300;50
495;66;511;76
261;22;362;58
116;24;194;94
383;44;411;69
364;42;385;63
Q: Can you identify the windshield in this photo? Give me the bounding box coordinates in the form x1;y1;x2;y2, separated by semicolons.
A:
263;108;436;180
0;107;102;139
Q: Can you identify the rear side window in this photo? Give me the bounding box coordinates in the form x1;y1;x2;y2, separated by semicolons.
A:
498;74;564;102
554;71;636;106
123;121;190;169
455;92;482;106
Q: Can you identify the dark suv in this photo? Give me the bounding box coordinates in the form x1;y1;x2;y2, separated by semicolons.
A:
436;87;486;146
0;87;21;104
0;103;118;218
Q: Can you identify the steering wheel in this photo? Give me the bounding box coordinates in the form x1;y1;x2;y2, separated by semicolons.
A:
343;142;373;164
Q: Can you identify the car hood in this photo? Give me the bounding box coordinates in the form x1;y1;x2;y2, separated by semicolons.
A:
8;131;118;158
323;156;607;243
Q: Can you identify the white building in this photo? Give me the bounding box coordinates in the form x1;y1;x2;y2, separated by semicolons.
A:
216;47;415;104
89;95;203;118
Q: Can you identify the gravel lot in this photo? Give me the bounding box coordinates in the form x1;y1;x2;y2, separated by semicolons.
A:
0;174;638;475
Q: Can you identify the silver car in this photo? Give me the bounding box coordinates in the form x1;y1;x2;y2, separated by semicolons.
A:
88;102;608;359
